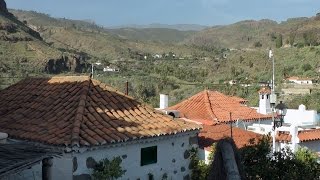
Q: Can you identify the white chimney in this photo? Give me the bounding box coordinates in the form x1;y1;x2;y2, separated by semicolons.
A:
160;94;169;109
0;132;8;144
290;125;299;152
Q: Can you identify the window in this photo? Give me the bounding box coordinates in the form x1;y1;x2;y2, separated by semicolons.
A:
261;95;264;99
266;94;269;99
141;146;157;166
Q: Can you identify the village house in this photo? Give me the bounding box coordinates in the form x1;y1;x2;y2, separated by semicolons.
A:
159;90;272;162
103;66;119;72
286;76;313;84
247;85;320;155
249;103;320;154
0;76;201;180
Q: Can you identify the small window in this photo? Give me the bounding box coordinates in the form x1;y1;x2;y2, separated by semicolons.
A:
261;95;264;99
266;94;269;99
141;146;157;166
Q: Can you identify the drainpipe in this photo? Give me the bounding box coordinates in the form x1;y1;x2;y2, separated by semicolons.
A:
42;157;53;180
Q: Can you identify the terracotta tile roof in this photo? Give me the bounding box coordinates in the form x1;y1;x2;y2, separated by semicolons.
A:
258;87;271;94
276;132;292;143
168;90;271;124
199;124;261;149
0;76;201;147
230;96;248;104
298;129;320;142
276;129;320;143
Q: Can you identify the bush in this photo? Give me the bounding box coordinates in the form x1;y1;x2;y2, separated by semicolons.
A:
301;63;312;72
254;41;262;47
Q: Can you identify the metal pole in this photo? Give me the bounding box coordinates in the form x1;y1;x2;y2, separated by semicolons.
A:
125;81;129;95
91;63;94;79
272;105;276;153
230;112;233;138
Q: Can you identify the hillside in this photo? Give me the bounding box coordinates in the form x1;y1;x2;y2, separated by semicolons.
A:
107;28;195;43
0;5;63;88
3;6;320;110
187;16;320;49
11;9;196;43
108;23;208;31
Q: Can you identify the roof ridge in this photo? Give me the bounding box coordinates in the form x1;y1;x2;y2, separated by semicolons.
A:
204;90;218;122
70;78;91;147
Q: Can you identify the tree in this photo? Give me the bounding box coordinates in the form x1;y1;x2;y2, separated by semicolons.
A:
275;34;283;48
254;41;262;47
289;32;296;46
301;63;312;72
92;156;126;180
240;135;320;180
303;31;317;46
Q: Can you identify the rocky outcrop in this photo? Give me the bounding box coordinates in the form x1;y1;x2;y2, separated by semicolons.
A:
45;55;89;74
0;0;8;14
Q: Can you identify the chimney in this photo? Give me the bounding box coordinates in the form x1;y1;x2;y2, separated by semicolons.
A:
0;132;8;144
290;125;299;153
159;94;169;109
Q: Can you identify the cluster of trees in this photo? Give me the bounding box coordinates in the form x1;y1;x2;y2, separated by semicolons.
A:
190;136;320;180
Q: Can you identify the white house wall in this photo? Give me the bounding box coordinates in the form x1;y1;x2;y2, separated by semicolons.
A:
300;141;320;154
73;132;197;180
284;109;318;126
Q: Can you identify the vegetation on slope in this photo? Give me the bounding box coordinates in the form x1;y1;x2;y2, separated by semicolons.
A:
3;8;320;109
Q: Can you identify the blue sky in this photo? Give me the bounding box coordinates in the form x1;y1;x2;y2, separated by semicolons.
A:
6;0;320;27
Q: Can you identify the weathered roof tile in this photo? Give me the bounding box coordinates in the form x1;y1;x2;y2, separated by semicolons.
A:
168;90;271;124
0;76;200;147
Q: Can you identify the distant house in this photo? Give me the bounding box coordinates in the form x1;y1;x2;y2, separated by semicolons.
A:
0;76;200;180
153;54;162;59
286;76;313;84
103;66;119;72
249;104;320;154
277;128;320;155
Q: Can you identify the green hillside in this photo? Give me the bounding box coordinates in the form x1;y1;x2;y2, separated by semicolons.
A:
187;17;320;49
107;27;195;43
0;9;62;88
3;7;320;110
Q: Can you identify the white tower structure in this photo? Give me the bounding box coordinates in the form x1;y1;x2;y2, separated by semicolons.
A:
258;87;272;115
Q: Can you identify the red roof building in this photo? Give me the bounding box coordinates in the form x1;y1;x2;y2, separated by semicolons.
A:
0;76;202;179
0;76;200;147
277;129;320;143
168;90;271;124
199;124;261;149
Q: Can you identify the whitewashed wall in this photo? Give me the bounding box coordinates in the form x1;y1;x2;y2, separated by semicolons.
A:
5;132;197;180
73;132;197;180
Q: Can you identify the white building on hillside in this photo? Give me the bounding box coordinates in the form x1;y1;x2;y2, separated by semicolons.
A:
286;76;313;84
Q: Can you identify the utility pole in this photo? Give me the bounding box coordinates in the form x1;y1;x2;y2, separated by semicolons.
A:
269;49;277;153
